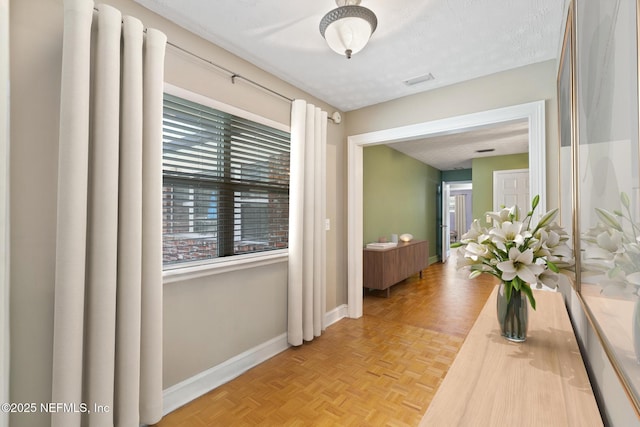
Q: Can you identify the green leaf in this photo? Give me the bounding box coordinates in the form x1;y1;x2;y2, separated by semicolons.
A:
505;282;513;302
531;194;540;211
547;260;559;273
480;236;492;245
450;242;464;248
621;192;630;209
469;270;482;279
521;284;537;310
595;208;622;231
536;208;559;229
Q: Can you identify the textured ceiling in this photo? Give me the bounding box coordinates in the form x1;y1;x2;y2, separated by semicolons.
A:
133;0;566;112
389;119;529;171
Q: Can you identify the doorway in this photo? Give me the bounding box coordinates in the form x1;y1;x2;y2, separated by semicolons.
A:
442;181;473;263
347;100;546;319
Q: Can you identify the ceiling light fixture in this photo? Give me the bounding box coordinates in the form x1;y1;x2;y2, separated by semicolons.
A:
319;0;378;59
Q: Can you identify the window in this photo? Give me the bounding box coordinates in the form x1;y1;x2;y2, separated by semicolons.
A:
162;93;290;268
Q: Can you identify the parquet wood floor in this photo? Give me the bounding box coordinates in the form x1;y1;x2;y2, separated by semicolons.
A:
153;255;497;426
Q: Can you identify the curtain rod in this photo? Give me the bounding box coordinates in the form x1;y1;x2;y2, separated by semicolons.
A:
92;7;294;104
165;40;294;103
166;41;343;123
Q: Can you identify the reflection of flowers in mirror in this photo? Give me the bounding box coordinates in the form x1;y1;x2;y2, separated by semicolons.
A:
581;192;640;299
581;192;640;363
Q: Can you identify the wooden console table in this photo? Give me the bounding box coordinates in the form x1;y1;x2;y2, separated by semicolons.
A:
419;286;602;426
363;240;428;297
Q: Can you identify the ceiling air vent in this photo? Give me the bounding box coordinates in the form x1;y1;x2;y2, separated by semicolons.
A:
403;72;435;86
476;148;495;153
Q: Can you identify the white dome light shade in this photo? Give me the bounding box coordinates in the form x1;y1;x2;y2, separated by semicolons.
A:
323;16;372;57
320;5;377;59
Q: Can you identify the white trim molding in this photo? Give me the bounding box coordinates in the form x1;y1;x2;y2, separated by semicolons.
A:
162;304;349;415
347;100;546;318
324;304;348;327
162;333;289;415
163;250;288;284
164;83;290;132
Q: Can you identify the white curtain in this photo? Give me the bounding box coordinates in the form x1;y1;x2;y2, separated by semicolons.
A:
454;194;467;240
52;1;166;426
0;0;10;426
288;100;327;346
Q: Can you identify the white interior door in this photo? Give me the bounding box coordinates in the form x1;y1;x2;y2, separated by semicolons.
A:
493;169;530;212
441;182;451;263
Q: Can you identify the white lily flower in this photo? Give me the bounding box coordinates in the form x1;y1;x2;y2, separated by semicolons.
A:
456;247;483;268
626;272;640;286
538;269;559;289
486;207;514;224
535;228;572;259
496;247;544;284
460;219;486;243
464;241;494;261
544;230;561;247
454;195;574;310
596;230;624;254
583;246;616;261
547;255;575;270
490;221;525;246
550;244;573;259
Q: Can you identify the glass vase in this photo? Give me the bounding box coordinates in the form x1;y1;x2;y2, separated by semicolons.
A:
497;282;528;342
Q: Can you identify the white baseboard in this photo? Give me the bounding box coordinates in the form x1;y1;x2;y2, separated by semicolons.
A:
162;303;349;415
162;333;289;415
325;304;348;328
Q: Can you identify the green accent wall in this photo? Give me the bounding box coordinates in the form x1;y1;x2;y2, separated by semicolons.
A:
363;145;440;259
472;153;529;220
442;169;472;182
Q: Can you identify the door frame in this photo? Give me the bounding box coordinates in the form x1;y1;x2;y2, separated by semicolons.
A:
445;181;473;262
441;182;451;263
347;100;546;318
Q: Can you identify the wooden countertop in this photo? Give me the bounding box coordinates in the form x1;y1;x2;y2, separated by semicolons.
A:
419;286;602;426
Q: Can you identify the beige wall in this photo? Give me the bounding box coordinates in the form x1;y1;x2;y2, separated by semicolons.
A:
9;1;346;426
346;59;560;211
10;2;60;425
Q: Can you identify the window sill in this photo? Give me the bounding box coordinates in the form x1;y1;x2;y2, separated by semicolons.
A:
162;249;289;284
